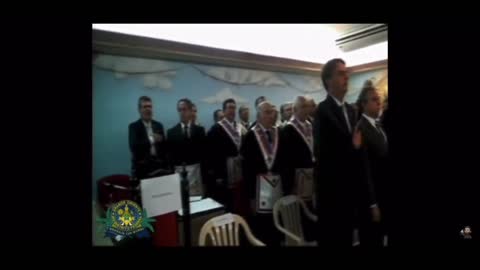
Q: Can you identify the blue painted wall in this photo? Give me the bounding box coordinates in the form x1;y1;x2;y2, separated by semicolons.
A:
92;54;386;197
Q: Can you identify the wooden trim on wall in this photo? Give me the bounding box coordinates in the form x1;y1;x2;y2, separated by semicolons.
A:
93;29;324;76
348;59;388;73
92;29;387;76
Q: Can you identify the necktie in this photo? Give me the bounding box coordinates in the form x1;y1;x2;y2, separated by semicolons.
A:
375;120;387;142
184;125;189;139
266;130;273;144
341;104;352;133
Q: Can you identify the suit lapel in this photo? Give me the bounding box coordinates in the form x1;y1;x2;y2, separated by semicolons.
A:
361;116;388;149
325;96;351;136
137;119;148;141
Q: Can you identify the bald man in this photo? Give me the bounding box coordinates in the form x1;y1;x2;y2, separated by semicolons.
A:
241;101;287;246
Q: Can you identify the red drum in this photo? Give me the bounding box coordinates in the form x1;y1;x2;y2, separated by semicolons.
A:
97;175;140;213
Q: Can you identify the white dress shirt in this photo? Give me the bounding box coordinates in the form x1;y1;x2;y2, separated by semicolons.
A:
180;121;191;138
330;95;352;133
143;120;157;156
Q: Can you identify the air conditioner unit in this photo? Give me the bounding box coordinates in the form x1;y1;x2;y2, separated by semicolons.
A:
335;24;388;52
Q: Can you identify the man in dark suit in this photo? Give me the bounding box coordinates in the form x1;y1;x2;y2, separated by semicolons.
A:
238;105;251;132
128;96;169;180
282;96;316;241
207;98;245;212
313;59;376;246
356;82;389;247
241;101;287;246
282;96;314;198
213;109;224;123
279;102;293;128
167;98;207;196
248;96;266;130
191;103;202;127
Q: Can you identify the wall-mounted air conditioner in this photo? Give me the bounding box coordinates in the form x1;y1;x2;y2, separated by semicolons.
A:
335;24;388;52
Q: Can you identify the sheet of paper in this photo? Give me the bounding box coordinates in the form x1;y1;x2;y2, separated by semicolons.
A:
140;173;182;218
178;198;224;216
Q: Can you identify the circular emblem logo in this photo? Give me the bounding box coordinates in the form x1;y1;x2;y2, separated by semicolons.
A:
109;200;144;236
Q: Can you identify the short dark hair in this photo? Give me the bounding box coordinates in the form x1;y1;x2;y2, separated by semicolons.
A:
213;109;222;121
177;98;193;110
223;98;236;111
280;103;292;114
321;58;346;91
138;96;152;109
255;96;266;107
192;103;197;110
238;105;249;115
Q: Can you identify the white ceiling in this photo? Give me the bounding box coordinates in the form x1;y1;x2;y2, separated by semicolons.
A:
92;24;387;66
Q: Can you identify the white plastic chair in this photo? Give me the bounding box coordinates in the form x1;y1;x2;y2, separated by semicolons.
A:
198;213;265;246
273;195;318;246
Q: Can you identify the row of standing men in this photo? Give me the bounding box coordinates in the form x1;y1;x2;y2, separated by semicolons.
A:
128;58;389;246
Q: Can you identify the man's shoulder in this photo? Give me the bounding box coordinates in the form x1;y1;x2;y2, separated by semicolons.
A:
129;119;142;129
281;122;295;133
193;124;206;136
151;119;164;127
167;123;180;134
357;116;372;131
207;123;222;136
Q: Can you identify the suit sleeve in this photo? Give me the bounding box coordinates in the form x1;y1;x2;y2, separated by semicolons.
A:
154;123;169;164
241;132;256;200
357;124;377;207
206;126;223;184
280;127;295;195
129;123;148;161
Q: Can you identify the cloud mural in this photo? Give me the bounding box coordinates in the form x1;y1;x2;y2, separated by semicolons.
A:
93;54;179;90
193;65;288;87
281;75;325;93
202;88;248;104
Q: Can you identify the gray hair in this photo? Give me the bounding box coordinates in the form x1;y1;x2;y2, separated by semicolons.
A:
256;101;274;118
293;96;307;112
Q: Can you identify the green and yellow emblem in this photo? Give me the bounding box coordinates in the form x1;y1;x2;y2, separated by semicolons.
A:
97;200;155;238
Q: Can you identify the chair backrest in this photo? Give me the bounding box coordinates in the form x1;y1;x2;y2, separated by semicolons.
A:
198;213;265;246
274;195;305;245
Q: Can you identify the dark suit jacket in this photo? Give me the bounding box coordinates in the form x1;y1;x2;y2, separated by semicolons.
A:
128;119;168;176
313;95;371;215
206;123;242;186
166;123;206;166
357;115;389;209
281;123;314;194
241;128;287;200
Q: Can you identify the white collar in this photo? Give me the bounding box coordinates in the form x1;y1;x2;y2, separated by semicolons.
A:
330;94;345;106
142;120;152;127
291;116;310;126
362;113;378;128
257;123;275;133
224;118;236;127
180;121;191;128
